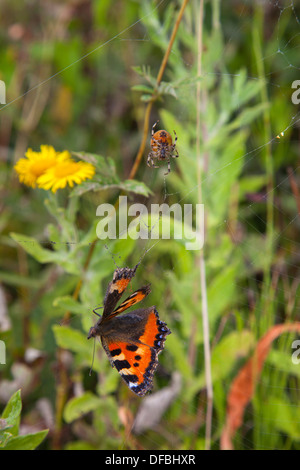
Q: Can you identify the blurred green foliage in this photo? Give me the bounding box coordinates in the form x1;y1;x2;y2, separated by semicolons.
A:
0;390;48;449
1;0;300;450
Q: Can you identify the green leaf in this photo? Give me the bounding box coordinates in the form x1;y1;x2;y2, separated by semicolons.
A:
259;394;300;441
70;177;153;198
52;325;102;372
131;84;154;94
239;175;267;196
44;198;78;245
165;332;193;381
167;271;202;341
64;392;102;423
53;296;88;315
1;430;48;450
207;263;239;325
233;74;264;108
127;212;202;250
0;270;43;288
72;152;116;175
131;65;156;86
0;390;47;449
10;233;80;275
266;349;300;379
0;431;11;448
65;441;96;450
120;180;153;197
229;103;268;130
0;419;10;433
131;65;145;77
195;330;254;389
1;389;22;436
71;151;100;166
10;233;61;264
157;81;177;98
52;325;90;355
140;94;153;102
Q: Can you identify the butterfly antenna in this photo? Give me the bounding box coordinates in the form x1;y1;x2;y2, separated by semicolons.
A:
57;313;76;327
132;262;140;274
92;306;103;317
135;241;160;269
104;243;122;268
89;337;96;376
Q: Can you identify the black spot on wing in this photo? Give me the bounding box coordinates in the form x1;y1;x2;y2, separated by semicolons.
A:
110;348;122;357
114;359;131;371
126;344;138;352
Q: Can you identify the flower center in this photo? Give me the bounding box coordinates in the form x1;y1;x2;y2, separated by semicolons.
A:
30;158;56;177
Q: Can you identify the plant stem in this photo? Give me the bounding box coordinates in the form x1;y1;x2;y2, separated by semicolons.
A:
253;5;274;330
128;0;190;180
196;0;213;451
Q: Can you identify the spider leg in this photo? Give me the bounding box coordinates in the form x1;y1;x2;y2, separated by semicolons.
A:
151;120;159;136
152;157;159;169
173;130;177;144
164;159;171;175
147;152;159;169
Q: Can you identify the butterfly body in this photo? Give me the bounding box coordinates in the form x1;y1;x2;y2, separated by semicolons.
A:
88;266;171;396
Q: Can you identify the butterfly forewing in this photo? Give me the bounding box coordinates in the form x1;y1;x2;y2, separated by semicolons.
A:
109;285;151;318
102;266;137;318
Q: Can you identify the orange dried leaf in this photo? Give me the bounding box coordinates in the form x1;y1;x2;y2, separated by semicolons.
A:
221;323;300;450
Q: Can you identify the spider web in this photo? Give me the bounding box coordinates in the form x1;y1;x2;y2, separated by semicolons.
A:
1;0;300;451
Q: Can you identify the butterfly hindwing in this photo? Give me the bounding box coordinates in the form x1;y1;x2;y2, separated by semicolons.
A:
102;307;171;396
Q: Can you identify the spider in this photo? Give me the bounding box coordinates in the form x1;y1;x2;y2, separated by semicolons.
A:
147;120;179;175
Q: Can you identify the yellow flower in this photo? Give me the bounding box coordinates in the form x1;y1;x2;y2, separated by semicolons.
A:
14;145;96;192
37;158;96;193
14;145;67;188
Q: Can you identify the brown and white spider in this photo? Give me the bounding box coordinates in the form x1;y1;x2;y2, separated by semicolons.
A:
147;120;179;175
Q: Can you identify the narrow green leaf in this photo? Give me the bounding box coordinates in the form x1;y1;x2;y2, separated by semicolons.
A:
131;84;154;94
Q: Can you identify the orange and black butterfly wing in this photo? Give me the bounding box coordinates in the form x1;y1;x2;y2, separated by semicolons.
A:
101;307;171;396
102;266;137;318
109;285;151;317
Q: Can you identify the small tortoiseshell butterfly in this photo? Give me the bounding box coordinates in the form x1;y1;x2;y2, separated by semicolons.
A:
87;265;171;396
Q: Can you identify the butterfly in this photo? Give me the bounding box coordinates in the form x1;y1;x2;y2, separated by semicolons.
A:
87;265;171;396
